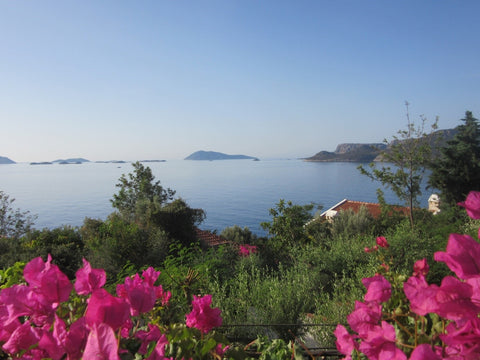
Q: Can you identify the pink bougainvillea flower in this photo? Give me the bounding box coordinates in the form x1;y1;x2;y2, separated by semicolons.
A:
120;317;133;339
141;267;161;286
362;275;391;303
334;324;357;358
458;191;480;219
1;284;55;327
74;258;106;295
0;315;20;343
117;268;171;315
215;343;230;358
23;255;72;304
434;233;480;280
466;275;480;305
2;320;41;355
347;301;382;338
64;317;89;360
186;294;222;334
85;289;130;331
409;344;442;360
38;314;67;360
412;258;429;277
239;244;258;257
404;275;439;316
146;334;170;360
358;321;407;360
156;285;172;306
117;274;156;316
376;236;389;248
434;276;480;320
440;318;480;357
83;323;120;360
136;323;162;355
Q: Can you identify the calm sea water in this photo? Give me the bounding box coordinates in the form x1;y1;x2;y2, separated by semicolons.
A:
0;160;431;235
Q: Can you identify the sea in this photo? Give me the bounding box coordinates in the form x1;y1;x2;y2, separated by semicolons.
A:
0;160;432;236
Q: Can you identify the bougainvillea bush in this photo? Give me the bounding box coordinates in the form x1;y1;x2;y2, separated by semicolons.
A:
0;255;232;359
335;191;480;360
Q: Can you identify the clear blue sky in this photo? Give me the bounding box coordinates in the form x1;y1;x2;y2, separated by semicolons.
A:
1;1;479;162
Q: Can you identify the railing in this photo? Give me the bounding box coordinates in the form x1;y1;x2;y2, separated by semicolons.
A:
219;323;342;359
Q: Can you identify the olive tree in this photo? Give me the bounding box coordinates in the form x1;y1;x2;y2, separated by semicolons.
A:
0;191;36;239
111;161;175;224
358;102;438;227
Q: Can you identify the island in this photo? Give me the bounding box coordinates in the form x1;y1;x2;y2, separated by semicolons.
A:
30;162;53;165
53;158;90;164
185;151;259;161
0;156;15;164
95;160;127;164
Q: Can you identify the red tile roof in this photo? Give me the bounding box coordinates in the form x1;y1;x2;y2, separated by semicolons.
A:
195;228;231;247
321;199;410;219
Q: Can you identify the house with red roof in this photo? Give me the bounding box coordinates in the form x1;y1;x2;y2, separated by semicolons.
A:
195;228;231;247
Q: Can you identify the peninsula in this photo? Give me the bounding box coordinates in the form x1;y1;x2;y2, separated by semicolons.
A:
304;143;386;162
185;151;259;161
0;156;15;164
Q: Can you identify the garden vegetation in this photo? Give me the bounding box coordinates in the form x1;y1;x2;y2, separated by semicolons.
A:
0;111;479;359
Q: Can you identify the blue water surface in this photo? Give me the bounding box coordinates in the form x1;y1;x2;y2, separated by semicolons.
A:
0;160;431;235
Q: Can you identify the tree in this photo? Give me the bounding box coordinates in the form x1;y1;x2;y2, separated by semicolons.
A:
111;161;175;224
358;102;438;227
261;199;315;257
110;162;205;251
220;225;258;245
0;191;36;239
428;111;480;204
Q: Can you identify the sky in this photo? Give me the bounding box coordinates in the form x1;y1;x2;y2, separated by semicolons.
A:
1;1;479;162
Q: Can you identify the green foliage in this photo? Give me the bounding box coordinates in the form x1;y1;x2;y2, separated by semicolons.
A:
358;102;438;227
220;225;258;245
429;111;480;204
111;161;175;224
261;200;315;246
208;256;321;341
245;336;304;360
151;198;205;247
0;190;36;239
330;206;375;239
21;226;85;279
260;200;316;265
0;261;25;289
81;214;171;281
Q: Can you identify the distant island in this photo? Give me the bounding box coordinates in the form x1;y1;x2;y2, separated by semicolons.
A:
95;160;127;164
53;158;90;164
0;156;15;164
185;151;259;161
30;162;53;165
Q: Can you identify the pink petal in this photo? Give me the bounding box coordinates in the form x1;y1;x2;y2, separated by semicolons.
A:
83;323;120;360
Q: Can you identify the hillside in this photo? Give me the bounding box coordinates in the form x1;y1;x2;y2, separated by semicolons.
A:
304;143;386;162
0;156;15;164
185;151;258;161
304;129;456;162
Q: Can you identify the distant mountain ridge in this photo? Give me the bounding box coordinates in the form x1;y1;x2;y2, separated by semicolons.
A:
304;129;456;162
185;151;258;161
304;143;387;162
